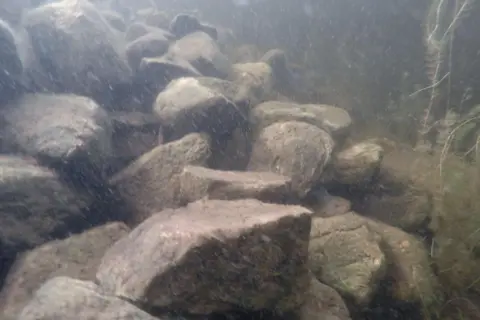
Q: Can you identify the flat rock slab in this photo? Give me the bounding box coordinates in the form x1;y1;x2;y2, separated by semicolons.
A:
250;101;352;142
18;276;160;320
96;199;312;314
109;133;211;225
0;222;130;320
178;165;292;204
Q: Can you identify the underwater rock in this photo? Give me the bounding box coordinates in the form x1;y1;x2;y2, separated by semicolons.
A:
23;0;132;101
320;212;442;314
166;31;232;79
196;76;254;111
96;199;312;314
18;276;160;320
365;214;443;313
332;141;384;186
300;275;352;320
351;146;434;233
309;214;387;306
0;222;129;320
109;133;211;225
134;56;201;109
0;93;112;189
229;62;275;105
139;55;201;85
248;121;334;197
125;31;171;71
169;13;218;40
250;101;352;142
153;77;247;141
178;165;292;205
109;111;162;172
0;156;90;257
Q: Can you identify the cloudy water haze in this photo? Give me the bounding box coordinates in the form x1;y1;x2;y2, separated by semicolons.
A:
0;1;479;320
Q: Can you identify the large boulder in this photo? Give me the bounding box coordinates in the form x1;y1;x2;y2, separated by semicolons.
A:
178;165;292;204
0;156;89;257
0;93;112;189
0;222;129;320
109;133;211;225
166;31;232;79
23;0;132;102
309;214;387;306
153;77;247;141
97;199;312;314
248;121;334;197
18;276;160;320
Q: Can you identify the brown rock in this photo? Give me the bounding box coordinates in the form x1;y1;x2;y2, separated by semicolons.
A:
178;165;292;204
332;142;384;185
96;199;312;314
299;275;352;320
309;214;387;306
248;121;334;197
364;215;443;311
0;222;130;320
18;276;160;320
109;133;211;225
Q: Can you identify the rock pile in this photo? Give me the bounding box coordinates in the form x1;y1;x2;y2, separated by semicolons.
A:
0;1;443;320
